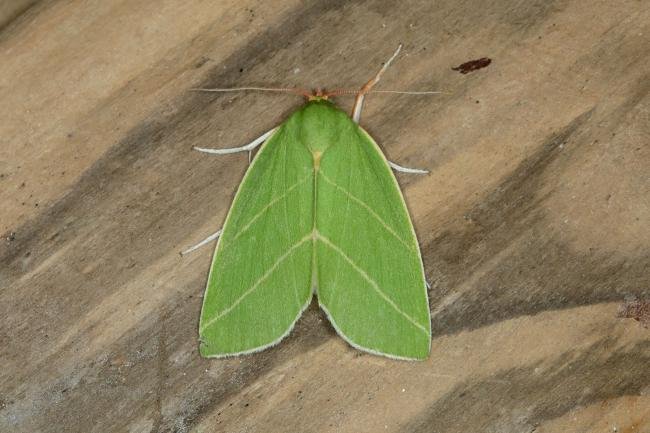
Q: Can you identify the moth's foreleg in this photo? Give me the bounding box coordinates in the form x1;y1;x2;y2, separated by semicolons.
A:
193;127;277;163
352;45;402;123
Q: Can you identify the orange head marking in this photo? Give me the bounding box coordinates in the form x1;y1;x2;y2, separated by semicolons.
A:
308;88;329;101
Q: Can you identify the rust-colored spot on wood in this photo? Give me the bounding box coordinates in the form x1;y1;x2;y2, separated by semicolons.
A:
617;299;650;328
452;57;492;74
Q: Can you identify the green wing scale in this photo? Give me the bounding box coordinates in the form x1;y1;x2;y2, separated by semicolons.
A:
199;99;431;360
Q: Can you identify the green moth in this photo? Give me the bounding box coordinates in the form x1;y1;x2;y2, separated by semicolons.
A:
191;46;433;360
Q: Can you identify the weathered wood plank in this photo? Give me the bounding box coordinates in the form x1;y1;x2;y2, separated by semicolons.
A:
1;1;648;432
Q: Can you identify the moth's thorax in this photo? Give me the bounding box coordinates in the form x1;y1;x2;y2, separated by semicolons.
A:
292;100;353;155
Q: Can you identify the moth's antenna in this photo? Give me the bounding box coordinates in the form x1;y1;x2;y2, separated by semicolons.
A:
190;87;311;98
326;89;444;96
191;47;443;111
369;89;444;95
322;45;443;122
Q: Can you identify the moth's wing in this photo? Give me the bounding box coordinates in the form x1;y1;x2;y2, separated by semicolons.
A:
316;124;431;360
199;124;314;357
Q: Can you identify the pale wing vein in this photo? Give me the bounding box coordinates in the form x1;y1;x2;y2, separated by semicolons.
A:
229;175;311;244
319;172;413;251
200;234;311;333
316;233;427;335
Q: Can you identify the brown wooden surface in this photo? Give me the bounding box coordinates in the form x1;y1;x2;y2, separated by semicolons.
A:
1;1;649;432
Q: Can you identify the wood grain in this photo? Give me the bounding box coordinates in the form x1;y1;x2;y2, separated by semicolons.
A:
1;1;648;432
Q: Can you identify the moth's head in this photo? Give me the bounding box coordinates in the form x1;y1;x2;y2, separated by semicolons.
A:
307;88;329;101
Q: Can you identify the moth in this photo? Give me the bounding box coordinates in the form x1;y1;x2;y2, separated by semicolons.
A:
187;46;437;360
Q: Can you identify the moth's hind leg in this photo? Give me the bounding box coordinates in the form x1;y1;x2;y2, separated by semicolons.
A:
180;229;222;256
388;161;428;175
